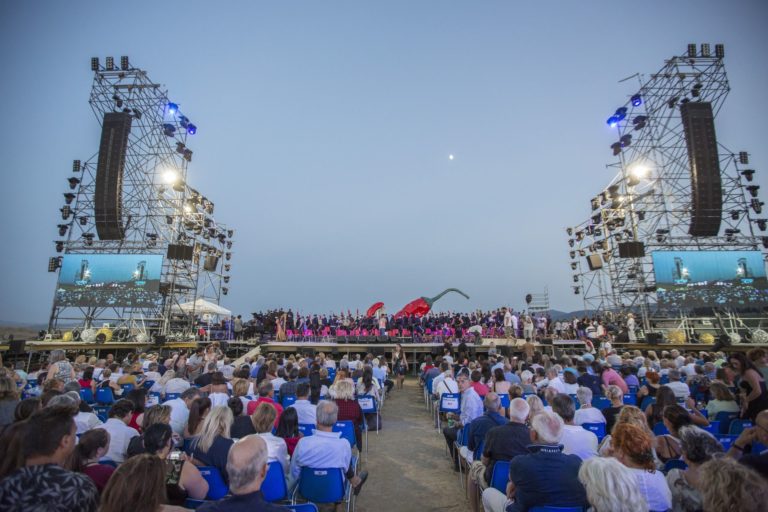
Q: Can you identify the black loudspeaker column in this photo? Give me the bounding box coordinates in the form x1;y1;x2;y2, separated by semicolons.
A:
586;254;603;270
94;112;132;240
203;255;219;272
167;244;194;261
680;102;723;237
645;332;663;345
618;241;646;258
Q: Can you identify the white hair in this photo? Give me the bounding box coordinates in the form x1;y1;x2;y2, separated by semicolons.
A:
530;410;564;444
578;457;648;512
520;370;533;384
508;397;530;422
576;386;593;406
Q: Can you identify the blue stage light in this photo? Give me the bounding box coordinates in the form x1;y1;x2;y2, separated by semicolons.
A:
607;115;619;128
187;123;197;135
631;94;642;107
614;107;628;121
167;102;179;114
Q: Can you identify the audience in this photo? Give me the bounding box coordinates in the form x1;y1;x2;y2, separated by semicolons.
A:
573;386;604;426
578;456;648;512
228;397;256;439
728;409;768;478
288;382;317;425
100;453;187;512
73;428;115;492
551;393;598;460
100;399;139;463
251;402;290;476
184;397;212;439
332;379;364;450
275;406;302;456
142;423;208;504
444;374;484;471
699;456;768;512
666;425;723;512
612;423;672;511
166;388;201;437
190;406;234;485
0;376;20;426
601;385;625;433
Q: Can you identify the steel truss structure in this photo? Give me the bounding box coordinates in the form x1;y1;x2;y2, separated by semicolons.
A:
48;57;234;339
567;44;766;331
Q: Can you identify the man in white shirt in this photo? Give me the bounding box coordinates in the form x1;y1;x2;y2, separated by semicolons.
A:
503;308;513;338
433;363;458;400
681;357;698;377
288;383;317;425
290;400;367;493
165;375;192;395
166;388;201;436
573;387;606;426
98;399;139;463
666;369;690;400
144;362;162;383
546;368;567;394
551;394;597;460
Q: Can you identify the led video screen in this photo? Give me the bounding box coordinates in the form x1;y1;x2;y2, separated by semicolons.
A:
653;250;768;309
55;254;163;308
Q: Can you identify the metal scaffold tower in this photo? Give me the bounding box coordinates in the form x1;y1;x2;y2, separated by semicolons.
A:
48;56;234;341
566;44;766;332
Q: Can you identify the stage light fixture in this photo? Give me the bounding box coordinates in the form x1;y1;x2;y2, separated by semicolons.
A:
112;94;123;108
687;44;697;58
606;115;619;128
48;257;62;272
730;210;740;221
163;124;176;137
222;287;229;295
82;233;94;246
739;152;749;165
566;227;573;236
167;102;179;115
68;177;80;190
757;219;767;231
120;56;129;70
73;160;81;173
632;115;647;130
573;286;580;295
573;275;579;283
747;185;760;198
700;43;710;57
178;116;189;128
91;57;99;71
60;206;71;219
176;142;185;154
740;169;755;182
183;149;193;162
578;249;586;257
620;134;632;148
715;44;724;59
611;142;622;156
225;252;232;261
667;97;679;109
55;241;64;253
226;241;233;249
63;193;76;205
631;94;642;107
614;107;627;122
162;169;180;185
223;276;230;283
187;124;197;135
57;224;68;236
106;56;116;70
753;199;764;214
227;229;234;238
763;237;768;249
691;83;703;98
570;262;577;270
79;216;88;225
225;264;231;272
569;251;575;260
568;239;574;247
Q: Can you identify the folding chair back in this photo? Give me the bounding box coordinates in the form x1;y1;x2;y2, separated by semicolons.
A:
591;397;611;410
333;420;357;449
298;424;316;437
663;459;688;473
282;395;297;408
714;411;739;434
198;466;228;500
582;422;606;442
286;505;320;512
297;467;347;503
95;387;115;405
490;460;511;492
262;461;288;502
80;388;95;404
439;393;461;415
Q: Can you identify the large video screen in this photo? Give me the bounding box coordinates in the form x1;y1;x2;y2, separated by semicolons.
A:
653;250;768;309
55;254;163;308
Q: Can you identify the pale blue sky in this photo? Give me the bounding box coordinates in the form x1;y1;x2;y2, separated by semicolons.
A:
1;1;767;322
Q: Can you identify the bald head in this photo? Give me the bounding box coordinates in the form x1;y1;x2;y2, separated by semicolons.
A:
227;435;268;494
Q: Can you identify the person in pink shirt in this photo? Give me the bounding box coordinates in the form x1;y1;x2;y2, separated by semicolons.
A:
600;365;629;394
470;370;489;398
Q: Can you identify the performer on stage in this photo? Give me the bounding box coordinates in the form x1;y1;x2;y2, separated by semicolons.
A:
275;313;288;342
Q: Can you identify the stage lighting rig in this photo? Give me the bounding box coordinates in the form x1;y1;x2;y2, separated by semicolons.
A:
701;43;711;57
687;44;697;58
90;57;99;71
73;160;81;172
63;193;75;205
55;241;64;253
120;56;129;70
61;206;72;220
68;177;80;190
740;169;755;182
105;56;114;70
739;152;750;165
747;185;760;198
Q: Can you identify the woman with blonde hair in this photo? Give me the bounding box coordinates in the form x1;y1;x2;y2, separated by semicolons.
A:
332;379;363;449
152;370;175;395
190;406;234;484
577;456;648;512
0;376;20;426
699;456;768;512
598;405;654;457
251;402;289;475
231;378;251;413
525;394;545;422
100;453;187;512
705;381;740;417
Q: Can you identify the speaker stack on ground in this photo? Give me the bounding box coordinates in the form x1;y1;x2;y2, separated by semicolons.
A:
94;112;132;240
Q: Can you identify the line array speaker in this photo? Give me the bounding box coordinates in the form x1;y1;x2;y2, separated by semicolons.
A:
94;112;132;240
618;241;645;258
203;255;219;272
680;102;722;237
167;244;194;261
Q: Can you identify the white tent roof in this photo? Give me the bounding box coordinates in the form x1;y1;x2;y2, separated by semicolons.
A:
173;298;231;317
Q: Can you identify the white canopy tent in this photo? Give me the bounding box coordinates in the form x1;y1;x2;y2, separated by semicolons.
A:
172;298;232;341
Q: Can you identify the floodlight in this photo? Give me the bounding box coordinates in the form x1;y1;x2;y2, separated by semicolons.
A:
741;169;755;182
687;44;697;58
747;185;760;198
222;287;229;295
162;169;180;185
570;262;577;270
120;56;129;70
58;224;68;236
752;199;764;214
167;102;179;115
55;241;64;253
187;124;197;135
632;115;647;130
631;94;642;107
739;152;749;164
68;177;80;190
73;160;81;173
91;57;99;71
566;227;573;236
63;193;76;205
61;206;72;219
105;56;115;70
757;219;767;232
79;216;88;225
715;44;724;59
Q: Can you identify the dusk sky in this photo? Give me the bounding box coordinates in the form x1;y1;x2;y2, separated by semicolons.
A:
1;1;767;323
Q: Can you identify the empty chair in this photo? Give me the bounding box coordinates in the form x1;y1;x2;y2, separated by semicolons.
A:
95;387;115;405
714;411;739;434
591;397;611;410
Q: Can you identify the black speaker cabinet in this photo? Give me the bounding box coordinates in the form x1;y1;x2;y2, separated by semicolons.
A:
645;332;663;345
618;241;645;258
94;112;132;240
8;339;26;355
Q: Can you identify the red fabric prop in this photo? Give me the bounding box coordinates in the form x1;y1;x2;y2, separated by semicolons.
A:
393;288;469;319
366;302;385;318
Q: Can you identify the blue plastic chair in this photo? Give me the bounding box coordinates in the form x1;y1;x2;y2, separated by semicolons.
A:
499;393;511;410
99;459;118;468
286;505;320;512
142;380;155;390
622;394;637;406
715;411;739;434
95;387;115;405
298;424;316;437
627;385;639;394
591;397;611;410
295;467;350;508
333;420;357;450
261;461;288;502
490;460;511;492
80;388;95;404
664;459;688;473
715;434;738;451
702;421;720;434
653;422;670;436
93;405;110;422
753;442;767;454
639;396;655;412
582;422;606;442
282;395;297;408
183;499;205;509
164;393;181;402
198;466;228;500
729;419;752;435
120;383;135;394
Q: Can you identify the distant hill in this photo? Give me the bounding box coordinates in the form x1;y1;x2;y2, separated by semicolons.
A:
548;309;598;321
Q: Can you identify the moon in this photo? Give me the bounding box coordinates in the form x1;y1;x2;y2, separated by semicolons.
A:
448;154;454;160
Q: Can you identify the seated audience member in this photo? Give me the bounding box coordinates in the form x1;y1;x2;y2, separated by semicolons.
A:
0;376;20;427
247;380;283;427
100;399;139;463
190;406;235;484
573;386;605;426
13;397;41;422
637;370;661;401
665;369;691;401
193;362;219;389
126;404;173;457
470;370;490;398
290;400;368;494
251;402;289;475
666;425;724;512
100;453;188;512
598;405;655;459
700;457;768;512
577;362;603;397
460;393;507;466
197;435;287;512
0;406;98;511
332;379;364;450
275;406;302;456
444;374;484;471
231;378;251;413
288;382;317;425
481;410;588;512
705;381;740;417
124;388;148;432
656;403;708;462
601;385;625;433
600;363;628;394
73;428;115;493
228;397;256;439
468;398;531;512
163;371;191;396
184;397;212;439
525;394;545;420
577;456;648;512
142;423;208;504
551;393;598;460
206;372;230;407
612;423;672;511
166;388;201;437
728;409;768;478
